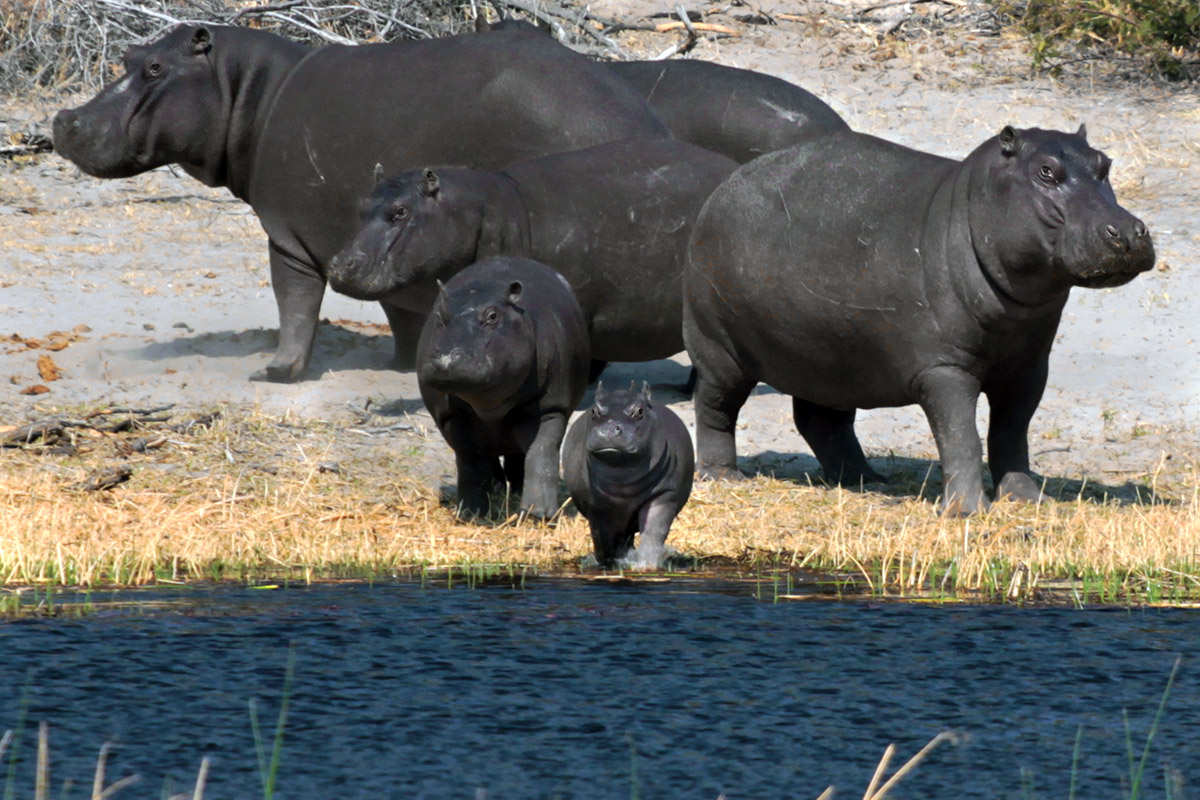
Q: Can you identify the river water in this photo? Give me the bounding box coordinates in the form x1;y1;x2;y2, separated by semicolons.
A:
0;580;1197;799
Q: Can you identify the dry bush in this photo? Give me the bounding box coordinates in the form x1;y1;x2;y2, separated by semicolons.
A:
1005;0;1200;80
0;0;619;95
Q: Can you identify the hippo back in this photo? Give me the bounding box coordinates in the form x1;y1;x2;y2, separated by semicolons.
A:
609;60;847;164
250;28;670;267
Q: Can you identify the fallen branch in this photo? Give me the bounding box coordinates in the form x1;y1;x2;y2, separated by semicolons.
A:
69;464;132;491
653;20;738;34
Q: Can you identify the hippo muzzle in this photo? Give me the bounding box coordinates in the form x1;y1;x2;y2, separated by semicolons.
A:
1069;209;1155;288
53;105;146;179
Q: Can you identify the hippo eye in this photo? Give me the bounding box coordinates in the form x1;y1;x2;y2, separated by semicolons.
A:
390;206;409;223
144;60;164;79
1038;164;1059;184
629;405;644;421
482;307;499;326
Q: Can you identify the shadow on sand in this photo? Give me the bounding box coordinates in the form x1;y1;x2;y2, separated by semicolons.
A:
737;450;1172;508
125;321;396;375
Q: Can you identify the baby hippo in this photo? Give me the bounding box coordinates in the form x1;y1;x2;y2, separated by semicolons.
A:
418;255;589;518
563;382;694;570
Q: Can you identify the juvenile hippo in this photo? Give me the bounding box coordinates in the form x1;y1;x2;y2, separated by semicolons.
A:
477;18;848;163
327;138;737;365
418;256;589;518
563;382;694;569
684;125;1155;514
52;24;667;383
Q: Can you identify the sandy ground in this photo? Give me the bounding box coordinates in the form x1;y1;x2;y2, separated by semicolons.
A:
2;1;1198;501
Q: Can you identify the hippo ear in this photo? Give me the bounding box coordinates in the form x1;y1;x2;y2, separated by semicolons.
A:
475;15;491;33
190;27;212;55
594;380;608;413
1076;123;1088;141
373;163;385;185
421;168;440;198
507;280;524;306
640;380;652;404
999;126;1020;157
435;279;448;305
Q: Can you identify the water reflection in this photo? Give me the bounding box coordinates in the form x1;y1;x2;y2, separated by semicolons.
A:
0;581;1196;799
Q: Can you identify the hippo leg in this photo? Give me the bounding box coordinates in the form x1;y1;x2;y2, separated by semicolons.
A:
519;412;569;519
915;367;987;516
380;302;425;371
791;398;884;486
453;449;493;518
986;368;1049;504
624;500;679;570
251;242;325;383
691;362;755;482
442;414;492;517
503;454;526;494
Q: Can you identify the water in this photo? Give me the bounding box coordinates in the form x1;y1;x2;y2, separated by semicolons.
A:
1;581;1197;799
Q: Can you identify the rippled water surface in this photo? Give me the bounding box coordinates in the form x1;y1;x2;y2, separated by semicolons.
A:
1;581;1198;799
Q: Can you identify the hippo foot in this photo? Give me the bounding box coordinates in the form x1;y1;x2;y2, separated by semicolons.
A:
617;544;686;572
697;464;745;482
939;493;990;518
455;493;490;521
249;360;307;383
995;472;1048;504
516;505;555;524
825;465;886;487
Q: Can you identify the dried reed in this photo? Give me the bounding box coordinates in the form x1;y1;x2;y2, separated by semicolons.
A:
2;408;1199;601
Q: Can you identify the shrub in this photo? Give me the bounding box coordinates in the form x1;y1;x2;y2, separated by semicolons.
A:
1006;0;1200;80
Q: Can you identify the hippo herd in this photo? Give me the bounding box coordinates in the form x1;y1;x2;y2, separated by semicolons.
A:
52;19;1155;567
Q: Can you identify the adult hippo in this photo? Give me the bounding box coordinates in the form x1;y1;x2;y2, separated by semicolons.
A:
684;125;1154;514
478;17;849;164
52;23;669;382
607;60;848;163
327;137;737;368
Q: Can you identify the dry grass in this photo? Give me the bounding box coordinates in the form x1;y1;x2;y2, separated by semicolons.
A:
2;406;1199;602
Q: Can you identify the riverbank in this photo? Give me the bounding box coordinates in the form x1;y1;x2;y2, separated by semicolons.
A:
2;406;1198;603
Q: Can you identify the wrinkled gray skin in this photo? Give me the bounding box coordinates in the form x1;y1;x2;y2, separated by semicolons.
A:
479;18;847;164
563;382;694;570
327;138;736;364
52;24;668;383
418;256;589;519
685;125;1155;515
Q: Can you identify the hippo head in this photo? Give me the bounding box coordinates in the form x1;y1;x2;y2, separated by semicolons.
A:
585;382;657;465
53;25;227;182
418;278;535;411
327;167;484;304
972;125;1154;297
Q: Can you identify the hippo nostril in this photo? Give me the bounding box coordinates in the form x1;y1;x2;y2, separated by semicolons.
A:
1134;221;1148;238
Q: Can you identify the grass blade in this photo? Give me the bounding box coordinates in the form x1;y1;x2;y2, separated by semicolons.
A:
1068;725;1082;800
1129;656;1182;799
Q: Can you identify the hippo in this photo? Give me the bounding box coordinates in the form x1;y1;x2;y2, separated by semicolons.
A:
476;18;848;164
327;137;737;367
684;125;1155;514
563;382;694;569
52;24;668;383
418;256;589;518
607;60;848;164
